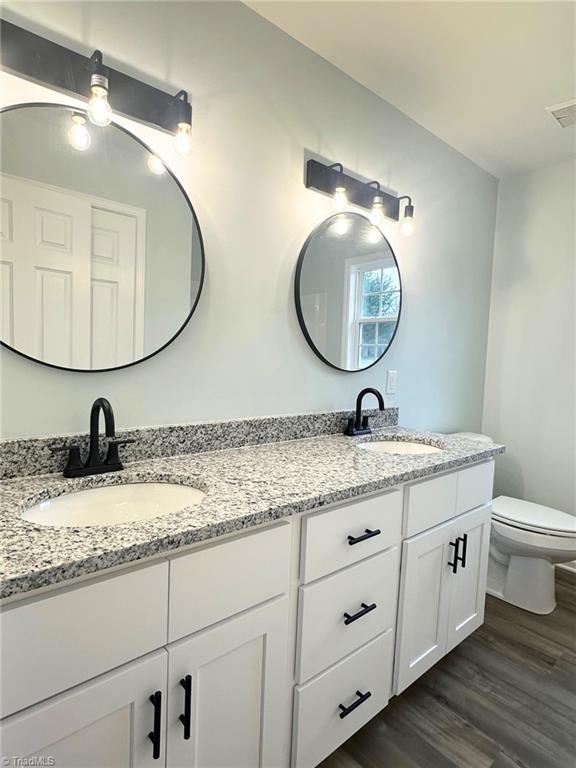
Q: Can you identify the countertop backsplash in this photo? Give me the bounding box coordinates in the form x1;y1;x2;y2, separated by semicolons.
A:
0;407;399;480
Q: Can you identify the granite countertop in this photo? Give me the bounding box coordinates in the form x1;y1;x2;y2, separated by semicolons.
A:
0;429;504;600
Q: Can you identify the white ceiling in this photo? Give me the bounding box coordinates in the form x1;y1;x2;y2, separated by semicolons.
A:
247;1;576;177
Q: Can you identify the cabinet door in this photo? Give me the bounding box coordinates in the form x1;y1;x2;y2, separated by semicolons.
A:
446;504;491;653
167;597;289;768
0;650;168;767
394;518;455;694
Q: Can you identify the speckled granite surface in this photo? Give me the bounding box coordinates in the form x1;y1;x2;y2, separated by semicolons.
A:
0;408;398;479
0;429;504;600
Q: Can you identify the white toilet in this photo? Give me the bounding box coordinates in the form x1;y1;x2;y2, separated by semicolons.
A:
451;432;576;614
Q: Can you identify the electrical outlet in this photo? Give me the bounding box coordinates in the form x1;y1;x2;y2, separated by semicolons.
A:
386;370;397;395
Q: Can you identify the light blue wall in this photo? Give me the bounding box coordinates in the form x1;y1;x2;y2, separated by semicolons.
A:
483;159;575;515
0;1;498;438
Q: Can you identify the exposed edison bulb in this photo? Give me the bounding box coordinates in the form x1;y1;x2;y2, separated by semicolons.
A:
400;203;415;237
369;195;385;226
174;122;192;155
147;154;166;175
88;84;112;127
400;216;415;237
332;186;347;212
333;214;350;236
67;113;91;151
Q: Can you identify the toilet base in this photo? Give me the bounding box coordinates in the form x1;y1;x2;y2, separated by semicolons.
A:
487;555;556;614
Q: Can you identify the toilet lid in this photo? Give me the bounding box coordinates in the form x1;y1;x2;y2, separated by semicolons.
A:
492;496;576;536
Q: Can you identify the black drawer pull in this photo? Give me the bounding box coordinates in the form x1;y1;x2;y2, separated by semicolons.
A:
448;538;460;573
347;528;381;546
448;534;468;574
148;690;162;760
460;533;468;569
179;675;192;740
343;602;377;625
338;690;372;719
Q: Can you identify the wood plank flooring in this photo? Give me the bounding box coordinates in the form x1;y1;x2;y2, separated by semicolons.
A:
319;570;576;768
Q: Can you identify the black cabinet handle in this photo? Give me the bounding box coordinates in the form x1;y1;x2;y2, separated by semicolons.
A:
148;691;162;760
343;602;377;626
448;534;468;574
459;533;468;569
448;538;460;573
347;528;381;546
179;675;192;740
338;690;372;719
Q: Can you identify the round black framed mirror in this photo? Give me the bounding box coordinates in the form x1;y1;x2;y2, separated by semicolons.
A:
295;212;402;372
0;103;204;372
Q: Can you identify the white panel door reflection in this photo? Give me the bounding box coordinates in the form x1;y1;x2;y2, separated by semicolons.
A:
90;206;144;369
0;173;145;369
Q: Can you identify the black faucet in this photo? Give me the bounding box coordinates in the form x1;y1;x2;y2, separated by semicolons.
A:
51;397;134;478
345;388;385;436
87;397;116;467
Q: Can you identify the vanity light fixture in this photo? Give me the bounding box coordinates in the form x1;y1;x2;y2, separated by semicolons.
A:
305;159;414;235
87;50;112;127
398;196;415;237
67;112;91;151
1;22;195;138
368;181;385;226
329;163;348;211
173;90;192;155
147;154;166;175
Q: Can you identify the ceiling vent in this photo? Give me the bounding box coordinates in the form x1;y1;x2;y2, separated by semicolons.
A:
546;99;576;128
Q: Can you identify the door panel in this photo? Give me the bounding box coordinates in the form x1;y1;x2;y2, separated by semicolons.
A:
90;206;143;368
167;597;289;768
446;505;492;652
394;517;455;694
0;650;168;768
0;174;145;369
1;174;91;368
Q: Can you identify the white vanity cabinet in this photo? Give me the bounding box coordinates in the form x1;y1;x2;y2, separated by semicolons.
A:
166;597;289;768
0;459;496;768
394;463;494;693
0;522;292;768
293;490;403;768
0;650;169;767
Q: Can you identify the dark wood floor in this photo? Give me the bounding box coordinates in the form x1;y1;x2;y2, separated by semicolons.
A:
320;570;576;768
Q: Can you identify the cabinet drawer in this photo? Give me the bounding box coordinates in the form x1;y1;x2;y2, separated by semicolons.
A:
297;548;400;682
404;472;458;537
169;522;290;642
457;461;494;514
292;632;393;768
0;561;168;719
301;491;402;583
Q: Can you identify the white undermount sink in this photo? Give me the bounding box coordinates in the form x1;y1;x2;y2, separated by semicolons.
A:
358;440;443;455
22;482;205;528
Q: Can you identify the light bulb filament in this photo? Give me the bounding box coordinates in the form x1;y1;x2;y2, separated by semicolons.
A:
333;186;348;211
174;122;192;155
88;77;112;127
67;112;91;151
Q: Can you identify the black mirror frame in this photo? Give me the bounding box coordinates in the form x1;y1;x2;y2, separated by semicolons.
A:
294;212;402;373
0;101;205;373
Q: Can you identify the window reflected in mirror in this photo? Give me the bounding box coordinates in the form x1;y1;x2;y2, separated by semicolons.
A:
295;213;401;372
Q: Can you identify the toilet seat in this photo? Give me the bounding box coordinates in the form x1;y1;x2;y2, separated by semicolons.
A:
492;496;576;537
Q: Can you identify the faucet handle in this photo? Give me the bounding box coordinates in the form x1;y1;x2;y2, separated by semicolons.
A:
50;444;84;475
344;417;356;437
104;438;135;468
